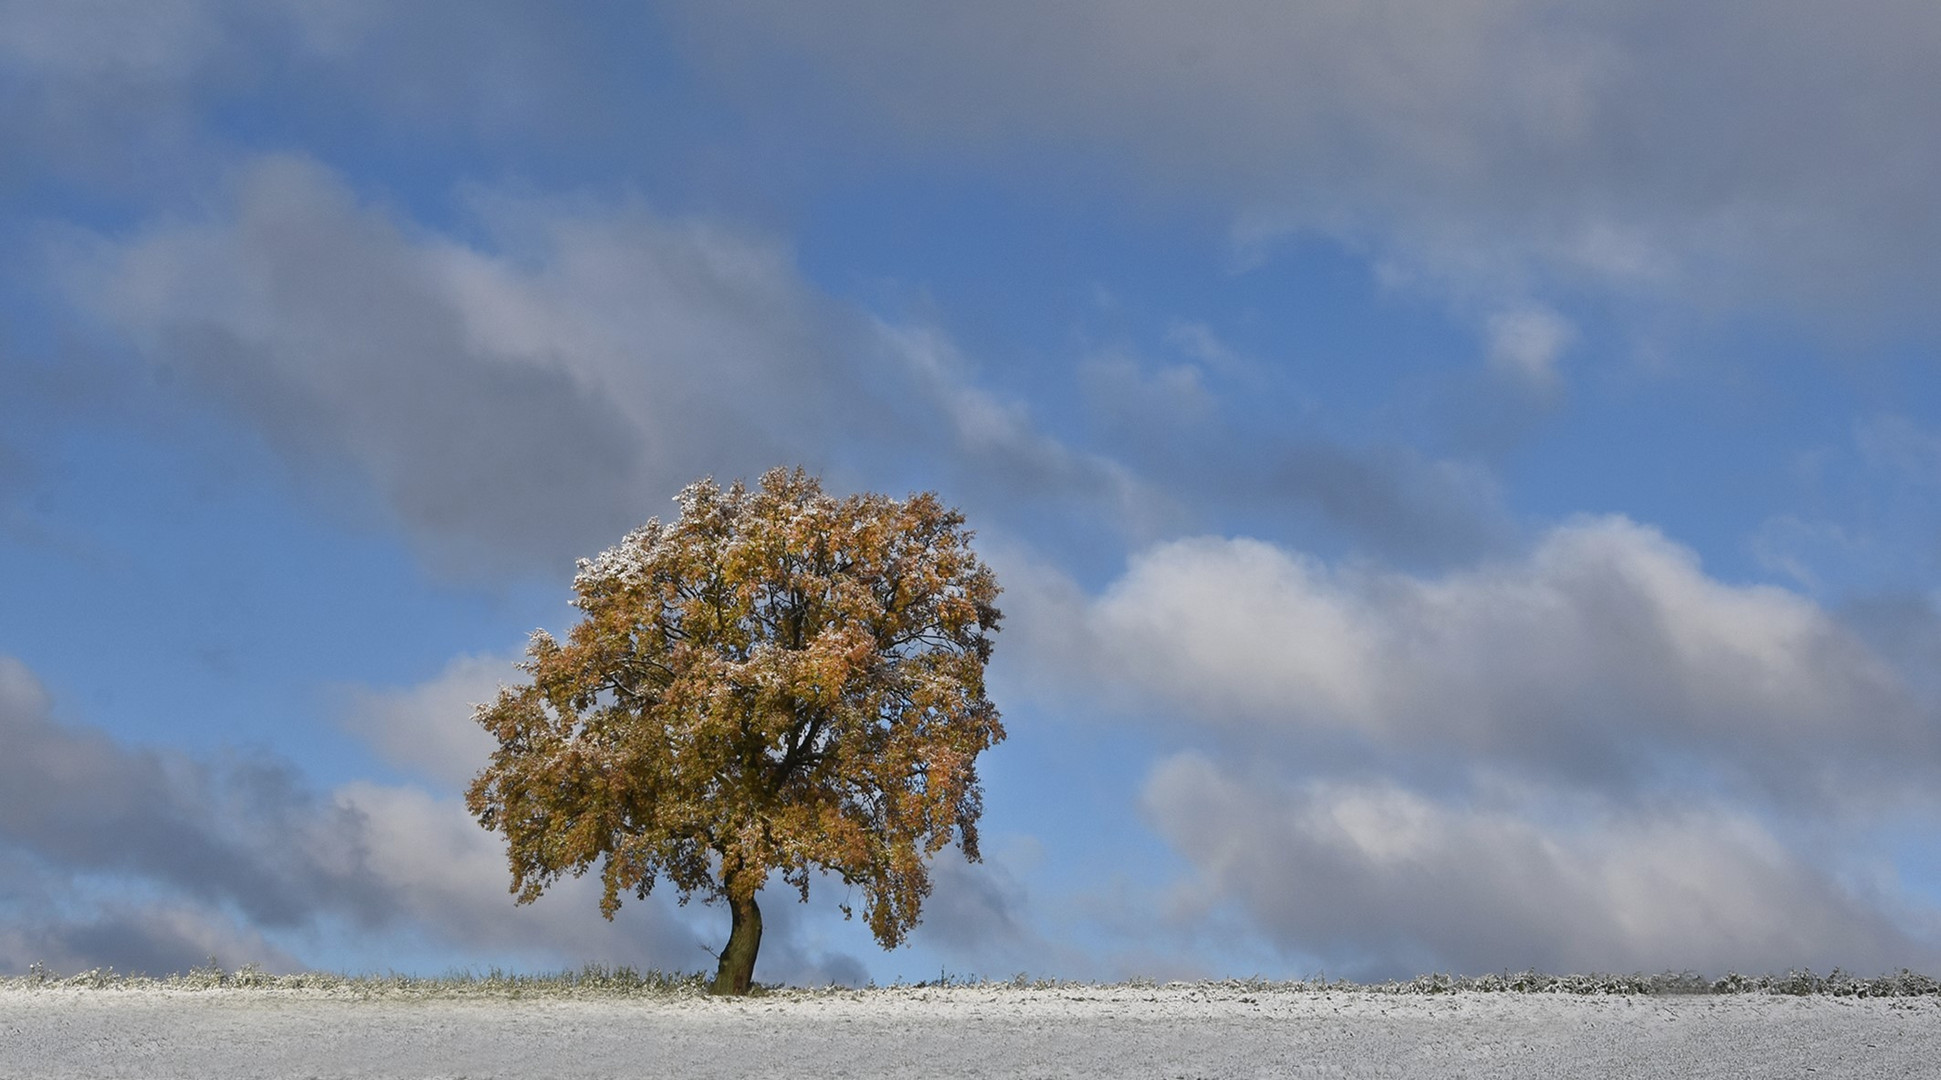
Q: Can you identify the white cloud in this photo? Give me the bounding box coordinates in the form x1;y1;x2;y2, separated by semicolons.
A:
340;654;513;792
1018;515;1933;807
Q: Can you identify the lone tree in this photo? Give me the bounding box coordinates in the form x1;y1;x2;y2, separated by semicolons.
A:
466;467;1003;994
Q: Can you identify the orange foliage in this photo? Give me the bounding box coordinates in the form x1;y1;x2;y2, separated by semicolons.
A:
466;467;1004;950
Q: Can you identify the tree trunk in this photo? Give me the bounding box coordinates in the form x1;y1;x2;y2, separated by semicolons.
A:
710;890;762;995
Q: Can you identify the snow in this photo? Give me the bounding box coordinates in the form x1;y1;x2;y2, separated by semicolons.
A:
3;982;1935;1078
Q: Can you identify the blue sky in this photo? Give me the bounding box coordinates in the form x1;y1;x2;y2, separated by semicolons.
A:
5;1;1941;984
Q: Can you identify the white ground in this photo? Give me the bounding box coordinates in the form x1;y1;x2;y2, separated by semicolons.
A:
3;983;1936;1078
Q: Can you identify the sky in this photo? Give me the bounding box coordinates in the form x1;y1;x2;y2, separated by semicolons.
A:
4;1;1941;985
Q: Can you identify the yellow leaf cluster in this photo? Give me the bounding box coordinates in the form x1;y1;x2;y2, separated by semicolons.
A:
465;467;1004;949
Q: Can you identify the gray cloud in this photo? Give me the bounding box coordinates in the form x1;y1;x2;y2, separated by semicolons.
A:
0;0;640;195
0;656;392;930
878;322;1163;541
0;655;717;976
0;902;305;978
1146;756;1939;979
1267;442;1514;568
19;2;1938;325
72;156;669;574
58;154;1151;578
671;0;1941;324
909;847;1035;960
1072;328;1517;570
0;651;939;983
0;0;220;192
16;11;1520;577
894;842;1109;982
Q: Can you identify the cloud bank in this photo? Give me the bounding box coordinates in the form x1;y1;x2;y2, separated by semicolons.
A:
1147;758;1931;978
1008;517;1941;975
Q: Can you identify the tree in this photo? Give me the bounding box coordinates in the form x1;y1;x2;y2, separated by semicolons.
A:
466;467;1004;994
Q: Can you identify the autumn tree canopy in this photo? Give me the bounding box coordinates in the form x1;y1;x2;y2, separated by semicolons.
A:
466;467;1004;994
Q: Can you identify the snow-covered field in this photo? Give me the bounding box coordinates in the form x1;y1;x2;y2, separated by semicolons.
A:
4;981;1937;1078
